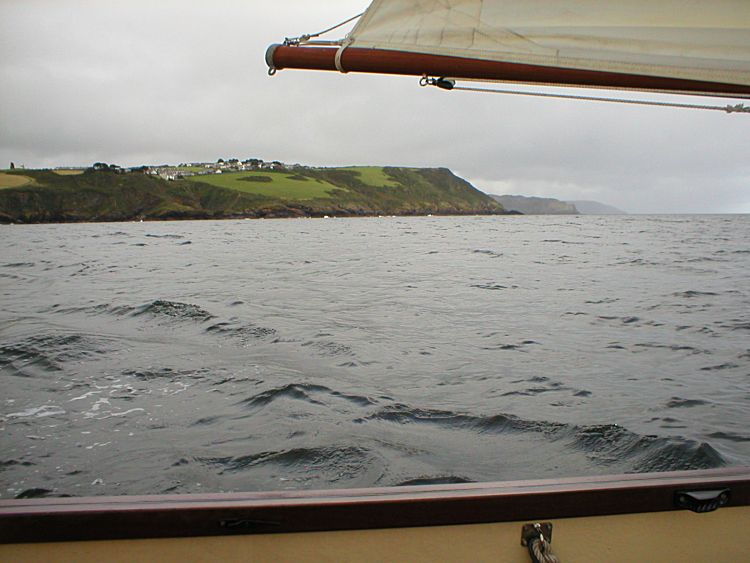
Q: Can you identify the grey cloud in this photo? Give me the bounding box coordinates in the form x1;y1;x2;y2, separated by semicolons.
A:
1;1;748;213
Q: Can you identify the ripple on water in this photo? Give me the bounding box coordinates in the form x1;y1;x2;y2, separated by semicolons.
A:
5;405;66;419
235;383;375;413
200;445;386;487
672;291;719;298
666;397;710;408
356;405;725;473
0;333;115;377
132;300;214;321
205;320;276;341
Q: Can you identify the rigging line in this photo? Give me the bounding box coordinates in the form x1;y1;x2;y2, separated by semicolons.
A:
284;12;364;46
426;80;750;114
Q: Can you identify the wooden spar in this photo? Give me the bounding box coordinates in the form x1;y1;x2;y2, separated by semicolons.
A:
266;44;750;99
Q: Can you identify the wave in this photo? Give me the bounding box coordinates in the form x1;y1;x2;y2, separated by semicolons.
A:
700;363;739;371
5;405;66;419
632;343;707;355
201;445;386;486
472;249;503;258
395;475;473;486
301;340;355;357
481;339;538;351
43;301;281;343
122;366;211;381
717;319;750;332
0;333;113;377
471;283;518;291
235;383;375;412
14;488;57;499
205;319;276;341
132;300;214;321
0;459;35;469
673;290;719;298
358;406;725;473
707;431;750;443
542;239;584;245
666;397;710;408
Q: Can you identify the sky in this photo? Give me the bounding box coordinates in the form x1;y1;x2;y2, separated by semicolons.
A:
1;0;748;213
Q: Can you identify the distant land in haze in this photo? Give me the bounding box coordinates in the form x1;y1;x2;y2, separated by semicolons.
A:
490;194;627;215
567;200;627;215
0;160;510;223
490;195;578;215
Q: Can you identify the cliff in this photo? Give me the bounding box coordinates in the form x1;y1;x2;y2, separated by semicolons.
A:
0;166;507;223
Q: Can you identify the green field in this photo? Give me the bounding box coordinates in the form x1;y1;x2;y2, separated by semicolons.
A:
186;171;344;200
53;169;84;176
338;166;397;187
0;172;33;189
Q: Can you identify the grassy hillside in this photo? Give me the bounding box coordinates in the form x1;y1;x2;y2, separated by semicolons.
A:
0;172;34;189
0;166;506;223
187;170;344;200
338;167;397;187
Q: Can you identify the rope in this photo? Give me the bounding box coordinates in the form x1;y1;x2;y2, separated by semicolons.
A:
422;78;750;114
524;523;561;563
284;12;363;46
335;40;352;73
528;537;561;563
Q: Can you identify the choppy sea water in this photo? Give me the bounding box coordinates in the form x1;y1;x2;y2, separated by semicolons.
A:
1;215;749;499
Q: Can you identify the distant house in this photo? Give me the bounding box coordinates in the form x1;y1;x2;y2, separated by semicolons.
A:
157;167;194;181
242;158;262;168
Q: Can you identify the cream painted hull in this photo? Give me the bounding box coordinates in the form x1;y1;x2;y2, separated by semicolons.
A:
3;507;748;563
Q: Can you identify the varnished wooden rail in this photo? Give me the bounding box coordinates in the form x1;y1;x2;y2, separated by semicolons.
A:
2;467;750;543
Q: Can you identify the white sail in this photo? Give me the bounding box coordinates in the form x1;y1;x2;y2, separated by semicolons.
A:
347;0;750;87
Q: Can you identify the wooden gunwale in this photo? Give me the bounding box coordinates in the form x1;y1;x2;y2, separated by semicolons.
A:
268;45;750;98
2;467;749;544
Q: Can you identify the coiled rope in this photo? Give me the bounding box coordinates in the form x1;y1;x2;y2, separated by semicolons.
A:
526;524;561;563
528;536;561;563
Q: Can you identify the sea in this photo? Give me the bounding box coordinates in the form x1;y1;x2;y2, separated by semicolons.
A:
1;214;749;499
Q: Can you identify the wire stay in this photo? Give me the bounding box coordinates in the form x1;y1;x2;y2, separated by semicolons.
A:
420;77;750;114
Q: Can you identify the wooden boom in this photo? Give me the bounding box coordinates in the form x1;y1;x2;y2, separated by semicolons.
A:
266;44;750;99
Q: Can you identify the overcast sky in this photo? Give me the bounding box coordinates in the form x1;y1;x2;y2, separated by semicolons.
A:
1;0;748;213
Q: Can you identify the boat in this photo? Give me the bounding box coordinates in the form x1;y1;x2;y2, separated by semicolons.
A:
1;469;750;561
3;2;750;561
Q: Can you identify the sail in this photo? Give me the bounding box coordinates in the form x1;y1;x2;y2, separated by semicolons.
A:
267;0;750;97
